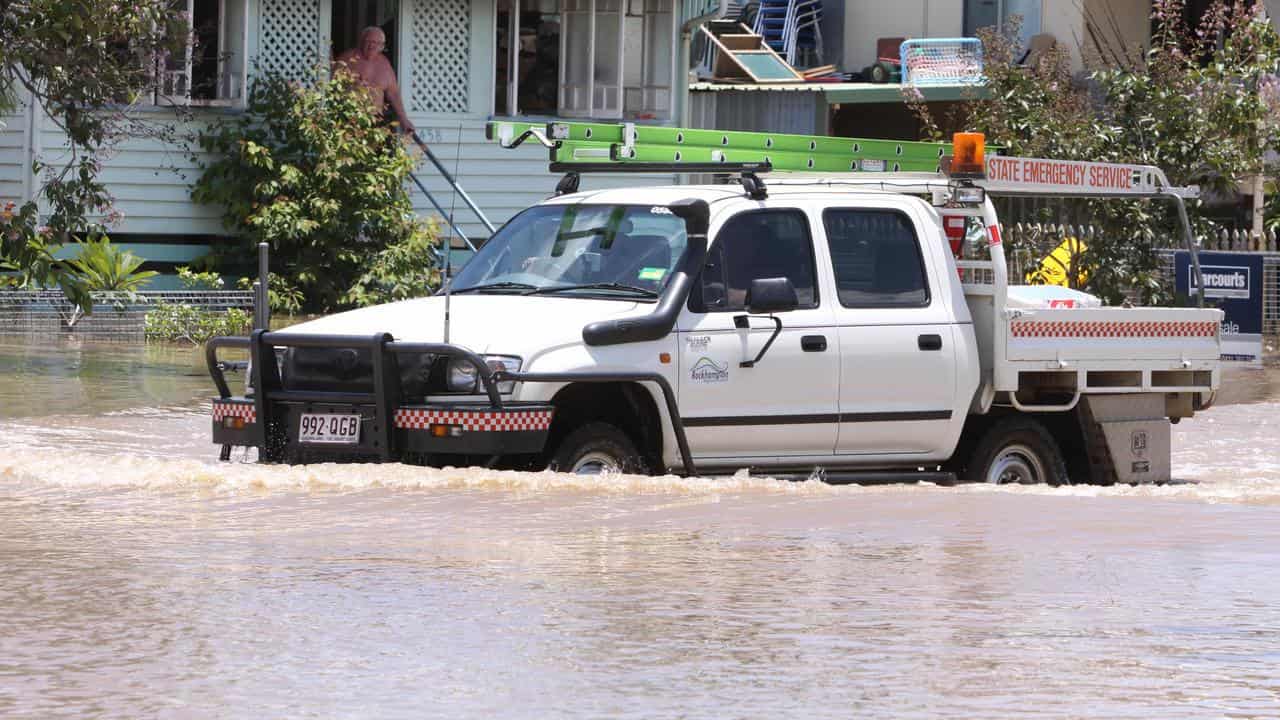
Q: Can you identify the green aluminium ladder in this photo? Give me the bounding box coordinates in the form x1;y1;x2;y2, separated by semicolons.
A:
485;120;957;175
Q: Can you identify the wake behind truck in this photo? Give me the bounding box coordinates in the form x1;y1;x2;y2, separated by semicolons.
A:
206;124;1221;484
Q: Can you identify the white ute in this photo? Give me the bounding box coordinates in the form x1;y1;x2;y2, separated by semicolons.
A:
207;142;1221;485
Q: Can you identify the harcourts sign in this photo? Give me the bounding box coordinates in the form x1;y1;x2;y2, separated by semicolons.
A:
1175;251;1264;364
1193;265;1250;299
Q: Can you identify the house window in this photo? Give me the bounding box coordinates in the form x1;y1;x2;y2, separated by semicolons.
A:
154;0;249;105
494;0;673;120
495;0;560;115
964;0;1042;53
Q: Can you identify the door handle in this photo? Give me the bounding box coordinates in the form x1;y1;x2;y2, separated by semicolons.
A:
801;335;827;352
918;334;942;351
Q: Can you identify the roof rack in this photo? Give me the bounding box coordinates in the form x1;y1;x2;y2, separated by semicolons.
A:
486;120;1199;201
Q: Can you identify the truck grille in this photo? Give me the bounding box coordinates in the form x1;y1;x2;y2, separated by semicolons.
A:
281;347;440;400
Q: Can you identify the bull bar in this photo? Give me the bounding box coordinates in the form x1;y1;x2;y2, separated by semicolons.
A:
206;330;697;475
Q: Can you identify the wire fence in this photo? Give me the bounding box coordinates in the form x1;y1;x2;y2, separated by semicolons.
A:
0;291;254;342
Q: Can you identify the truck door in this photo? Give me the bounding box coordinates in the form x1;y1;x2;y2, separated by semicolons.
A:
821;207;958;456
676;207;839;460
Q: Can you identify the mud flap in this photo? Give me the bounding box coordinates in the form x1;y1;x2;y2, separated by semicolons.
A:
1078;394;1171;484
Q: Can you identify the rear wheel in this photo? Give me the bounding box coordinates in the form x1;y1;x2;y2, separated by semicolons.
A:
962;417;1070;485
548;422;645;475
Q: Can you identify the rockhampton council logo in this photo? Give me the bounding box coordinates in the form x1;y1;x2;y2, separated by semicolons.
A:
690;357;729;383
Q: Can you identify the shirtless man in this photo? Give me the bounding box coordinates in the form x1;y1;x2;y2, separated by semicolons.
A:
334;27;416;136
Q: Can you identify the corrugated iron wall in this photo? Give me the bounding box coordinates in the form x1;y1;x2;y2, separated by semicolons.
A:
689;91;827;135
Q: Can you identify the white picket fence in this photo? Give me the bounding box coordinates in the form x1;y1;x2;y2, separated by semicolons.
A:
1199;228;1280;253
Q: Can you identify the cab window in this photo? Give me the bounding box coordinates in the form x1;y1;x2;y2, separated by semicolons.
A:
823;209;930;308
692;209;818;313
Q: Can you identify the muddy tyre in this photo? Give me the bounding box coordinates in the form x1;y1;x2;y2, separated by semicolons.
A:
548;422;645;475
962;416;1071;486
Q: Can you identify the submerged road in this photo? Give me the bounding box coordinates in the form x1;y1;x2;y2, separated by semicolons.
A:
1;342;1277;718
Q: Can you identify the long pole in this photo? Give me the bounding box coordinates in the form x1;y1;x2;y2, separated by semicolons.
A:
442;125;464;345
256;242;270;330
411;131;497;235
1168;193;1205;309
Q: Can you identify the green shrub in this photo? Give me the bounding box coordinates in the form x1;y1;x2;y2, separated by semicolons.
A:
235;273;305;316
177;266;225;290
145;304;251;345
343;218;443;306
65;235;158;294
192;67;439;312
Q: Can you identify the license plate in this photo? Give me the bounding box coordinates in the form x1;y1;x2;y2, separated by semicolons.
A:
298;413;361;444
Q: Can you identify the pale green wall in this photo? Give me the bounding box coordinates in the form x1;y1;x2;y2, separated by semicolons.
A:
0;0;680;251
0;106;29;206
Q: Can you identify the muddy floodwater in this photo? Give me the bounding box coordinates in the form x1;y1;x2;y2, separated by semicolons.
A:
1;341;1279;719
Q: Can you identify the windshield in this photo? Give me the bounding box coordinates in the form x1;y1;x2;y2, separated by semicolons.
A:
449;204;689;298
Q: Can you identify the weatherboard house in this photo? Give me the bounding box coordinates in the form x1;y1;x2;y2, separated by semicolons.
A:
1;0;1224;280
0;0;723;279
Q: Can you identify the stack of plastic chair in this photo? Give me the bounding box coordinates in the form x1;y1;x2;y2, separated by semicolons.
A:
752;0;822;68
752;0;789;55
785;0;823;68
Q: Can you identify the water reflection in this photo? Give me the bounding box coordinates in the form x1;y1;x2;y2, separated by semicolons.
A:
0;341;213;418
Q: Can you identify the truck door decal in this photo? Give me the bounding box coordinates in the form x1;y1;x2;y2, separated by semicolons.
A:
689;357;729;383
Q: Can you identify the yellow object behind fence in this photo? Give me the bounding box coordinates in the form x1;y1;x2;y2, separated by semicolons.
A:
1026;236;1088;287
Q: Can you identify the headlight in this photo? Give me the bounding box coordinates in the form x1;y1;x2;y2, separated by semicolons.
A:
446;358;478;391
445;355;522;394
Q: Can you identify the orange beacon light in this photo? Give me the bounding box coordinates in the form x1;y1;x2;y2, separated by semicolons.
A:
951;132;986;178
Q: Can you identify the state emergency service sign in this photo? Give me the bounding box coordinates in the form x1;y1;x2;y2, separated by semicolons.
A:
984;156;1165;195
1175;251;1265;364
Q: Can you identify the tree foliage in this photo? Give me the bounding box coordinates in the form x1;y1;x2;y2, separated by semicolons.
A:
192;68;440;312
909;1;1280;304
1;0;180;308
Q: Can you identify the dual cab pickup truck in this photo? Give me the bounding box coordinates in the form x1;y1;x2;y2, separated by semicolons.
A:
208;168;1221;484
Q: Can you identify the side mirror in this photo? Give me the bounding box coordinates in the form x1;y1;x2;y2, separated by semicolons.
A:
746;277;798;314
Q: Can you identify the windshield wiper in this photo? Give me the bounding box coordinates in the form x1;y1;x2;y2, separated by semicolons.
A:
527;282;660;298
449;281;539;294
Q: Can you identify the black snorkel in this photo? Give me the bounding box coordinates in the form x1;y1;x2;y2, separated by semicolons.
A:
581;198;709;347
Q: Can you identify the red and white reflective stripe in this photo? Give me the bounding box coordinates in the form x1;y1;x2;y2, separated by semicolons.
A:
1009;320;1218;338
394;408;554;432
987;224;1001;246
212;401;256;423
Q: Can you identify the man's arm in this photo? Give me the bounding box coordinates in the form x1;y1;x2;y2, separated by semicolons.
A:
385;77;415;136
377;58;415;135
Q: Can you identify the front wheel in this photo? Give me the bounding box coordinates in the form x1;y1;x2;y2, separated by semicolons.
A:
547;422;646;475
962;417;1071;485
